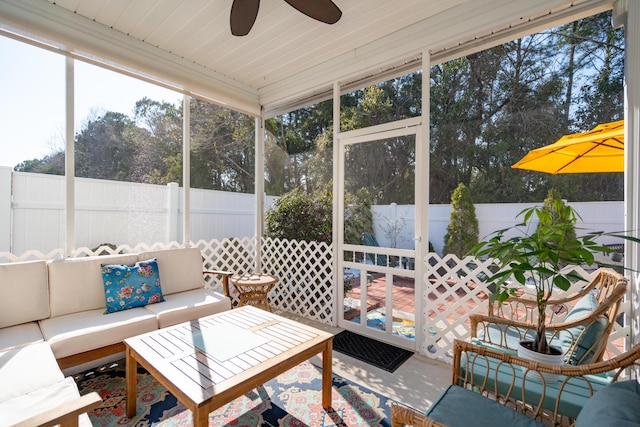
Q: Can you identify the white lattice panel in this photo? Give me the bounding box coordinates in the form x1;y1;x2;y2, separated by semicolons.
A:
420;253;629;361
0;241;630;360
196;237;257;305
421;254;496;360
260;237;334;324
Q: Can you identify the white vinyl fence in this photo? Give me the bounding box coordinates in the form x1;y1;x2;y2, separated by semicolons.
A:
372;201;624;253
0;167;277;254
0;168;630;362
1;167;624;256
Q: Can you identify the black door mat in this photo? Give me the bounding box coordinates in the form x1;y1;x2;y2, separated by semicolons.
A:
333;330;413;373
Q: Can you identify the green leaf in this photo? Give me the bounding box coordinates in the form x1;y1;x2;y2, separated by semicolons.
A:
553;275;571;291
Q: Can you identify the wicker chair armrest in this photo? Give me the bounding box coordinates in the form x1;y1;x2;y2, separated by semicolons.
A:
488;268;626;322
473;281;626;363
476;282;624;332
203;270;234;296
470;313;536;337
391;403;449;427
452;339;640;425
13;392;102;427
455;339;640;379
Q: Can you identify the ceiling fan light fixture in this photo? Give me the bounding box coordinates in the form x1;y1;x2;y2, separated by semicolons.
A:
230;0;260;36
230;0;342;36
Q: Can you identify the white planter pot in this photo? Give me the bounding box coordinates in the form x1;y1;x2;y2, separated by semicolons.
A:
517;340;564;383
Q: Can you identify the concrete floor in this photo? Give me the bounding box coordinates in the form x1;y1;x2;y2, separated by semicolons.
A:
278;310;450;413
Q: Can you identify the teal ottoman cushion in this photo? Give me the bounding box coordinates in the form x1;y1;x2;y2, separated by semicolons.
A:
426;385;545;427
576;381;640;427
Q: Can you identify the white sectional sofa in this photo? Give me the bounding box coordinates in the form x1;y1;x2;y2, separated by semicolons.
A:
0;247;232;427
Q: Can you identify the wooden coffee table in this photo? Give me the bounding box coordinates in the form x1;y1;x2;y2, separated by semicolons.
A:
124;306;333;427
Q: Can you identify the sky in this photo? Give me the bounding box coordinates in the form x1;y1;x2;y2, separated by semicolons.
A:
0;36;181;169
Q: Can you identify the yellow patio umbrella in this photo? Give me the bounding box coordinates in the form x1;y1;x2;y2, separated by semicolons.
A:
512;120;624;174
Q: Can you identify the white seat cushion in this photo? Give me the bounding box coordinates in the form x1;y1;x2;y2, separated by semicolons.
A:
0;377;91;427
39;307;157;359
0;322;44;351
0;342;63;404
138;247;205;295
143;288;231;328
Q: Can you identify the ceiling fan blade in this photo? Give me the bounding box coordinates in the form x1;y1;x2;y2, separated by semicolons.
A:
284;0;342;25
230;0;260;36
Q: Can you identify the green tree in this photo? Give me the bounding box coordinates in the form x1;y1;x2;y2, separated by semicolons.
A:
74;111;138;181
12;12;623;205
344;187;374;245
14;154;64;175
264;188;332;243
132;97;183;185
443;183;479;257
537;189;577;252
190;98;255;192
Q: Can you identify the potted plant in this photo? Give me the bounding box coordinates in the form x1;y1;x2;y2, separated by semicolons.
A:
470;197;633;360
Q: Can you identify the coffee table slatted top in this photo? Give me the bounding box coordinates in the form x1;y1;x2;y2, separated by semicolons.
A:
125;306;333;405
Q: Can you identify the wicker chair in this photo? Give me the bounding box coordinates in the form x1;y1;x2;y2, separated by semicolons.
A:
391;340;640;427
469;268;627;365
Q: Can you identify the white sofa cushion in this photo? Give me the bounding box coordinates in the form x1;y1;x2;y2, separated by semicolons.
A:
143;288;232;328
0;377;92;427
138;247;205;295
0;342;63;404
47;254;138;317
0;322;44;351
0;260;49;328
39;307;157;359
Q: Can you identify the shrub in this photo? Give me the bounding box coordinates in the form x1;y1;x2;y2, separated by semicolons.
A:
538;188;577;247
443;183;479;257
344;187;374;245
265;188;332;243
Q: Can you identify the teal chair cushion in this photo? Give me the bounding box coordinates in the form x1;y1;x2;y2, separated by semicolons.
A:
426;384;545;427
557;293;606;364
473;323;532;354
459;352;613;419
575;381;640;427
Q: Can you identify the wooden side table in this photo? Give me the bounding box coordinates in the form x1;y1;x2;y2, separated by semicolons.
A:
230;274;278;312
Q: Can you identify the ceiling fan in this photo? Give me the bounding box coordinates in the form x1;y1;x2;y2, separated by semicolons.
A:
230;0;342;36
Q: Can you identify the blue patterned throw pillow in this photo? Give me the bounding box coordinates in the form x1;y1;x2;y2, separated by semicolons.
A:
101;258;164;313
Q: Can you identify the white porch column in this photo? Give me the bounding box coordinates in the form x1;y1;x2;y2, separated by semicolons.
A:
182;95;191;246
620;0;640;347
332;82;341;326
0;166;11;252
414;51;431;355
255;114;265;272
64;57;75;257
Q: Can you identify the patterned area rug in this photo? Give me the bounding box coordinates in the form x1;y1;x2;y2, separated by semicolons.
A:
74;359;396;426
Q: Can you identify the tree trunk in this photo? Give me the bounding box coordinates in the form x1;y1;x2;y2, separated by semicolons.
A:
534;308;551;354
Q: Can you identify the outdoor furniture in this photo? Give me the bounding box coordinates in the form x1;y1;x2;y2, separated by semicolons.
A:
0;342;102;427
230;273;278;311
205;269;234;298
124;306;333;427
391;339;640;427
470;268;627;365
363;232;388;266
